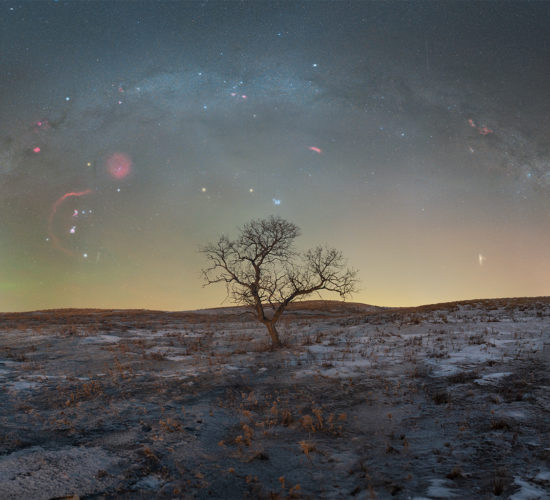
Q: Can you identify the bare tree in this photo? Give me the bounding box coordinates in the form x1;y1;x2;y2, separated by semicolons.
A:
200;215;359;348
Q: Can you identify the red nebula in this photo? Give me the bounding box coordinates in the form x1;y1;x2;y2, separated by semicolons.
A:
467;118;493;136
33;119;51;131
308;146;323;154
33;147;41;153
48;190;92;257
106;153;132;179
478;126;493;135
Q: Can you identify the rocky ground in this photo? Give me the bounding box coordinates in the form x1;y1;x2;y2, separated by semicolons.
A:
0;298;549;499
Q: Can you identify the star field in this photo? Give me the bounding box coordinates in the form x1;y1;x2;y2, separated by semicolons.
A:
2;1;550;311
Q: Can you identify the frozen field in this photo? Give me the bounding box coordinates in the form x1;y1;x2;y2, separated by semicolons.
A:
0;298;549;499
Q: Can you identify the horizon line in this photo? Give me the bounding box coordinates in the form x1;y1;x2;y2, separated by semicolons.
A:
2;295;550;315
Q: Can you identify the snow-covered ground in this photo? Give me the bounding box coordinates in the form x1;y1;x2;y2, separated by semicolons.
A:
0;298;549;498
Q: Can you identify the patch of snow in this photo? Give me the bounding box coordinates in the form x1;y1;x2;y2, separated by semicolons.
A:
133;474;163;490
307;344;334;354
535;470;550;482
146;346;188;357
319;358;373;378
498;408;528;420
428;344;500;377
8;380;39;391
23;374;68;384
132;330;165;337
81;335;121;344
426;362;461;377
165;355;190;362
426;478;458;498
146;346;169;354
474;372;512;385
510;477;549;500
491;338;518;347
224;365;242;371
448;344;499;364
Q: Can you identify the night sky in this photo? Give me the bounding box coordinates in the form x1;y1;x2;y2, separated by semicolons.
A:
2;1;550;312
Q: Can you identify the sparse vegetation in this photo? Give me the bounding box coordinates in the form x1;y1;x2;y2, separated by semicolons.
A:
0;298;548;498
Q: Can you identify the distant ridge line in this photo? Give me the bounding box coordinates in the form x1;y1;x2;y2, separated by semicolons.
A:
2;296;550;316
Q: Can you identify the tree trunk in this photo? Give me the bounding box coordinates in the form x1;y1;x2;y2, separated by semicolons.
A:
265;321;282;349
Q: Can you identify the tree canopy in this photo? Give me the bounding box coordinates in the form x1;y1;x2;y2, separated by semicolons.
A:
200;215;359;347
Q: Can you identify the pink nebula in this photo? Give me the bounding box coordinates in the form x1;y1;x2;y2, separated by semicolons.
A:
478;126;493;135
106;153;132;179
308;146;322;154
48;190;92;257
33;120;51;131
33;147;41;153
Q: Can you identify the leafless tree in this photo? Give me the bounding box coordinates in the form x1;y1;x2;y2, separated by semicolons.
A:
200;215;359;348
